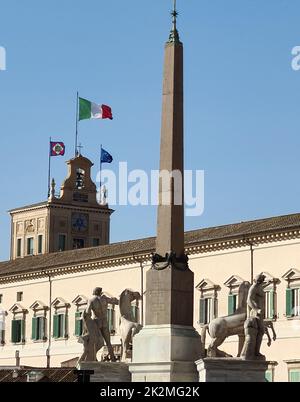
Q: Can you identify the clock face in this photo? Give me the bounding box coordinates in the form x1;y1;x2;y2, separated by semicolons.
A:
72;213;88;232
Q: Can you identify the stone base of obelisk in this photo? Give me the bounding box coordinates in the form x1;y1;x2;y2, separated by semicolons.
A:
195;358;276;382
129;324;201;382
77;362;131;382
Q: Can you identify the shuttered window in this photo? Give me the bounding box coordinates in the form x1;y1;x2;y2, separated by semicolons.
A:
265;291;276;319
32;317;46;341
38;235;43;254
265;370;273;382
289;370;300;382
0;330;5;345
199;298;216;325
75;311;83;337
17;239;22;257
0;311;5;345
11;319;24;343
228;294;237;315
107;308;115;332
131;306;139;323
286;288;300;317
53;314;67;339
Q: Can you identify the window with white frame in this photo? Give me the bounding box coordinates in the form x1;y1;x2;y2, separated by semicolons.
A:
286;287;300;317
196;279;220;325
72;295;88;337
9;304;28;344
282;269;300;318
107;304;116;333
261;273;280;320
0;309;6;345
224;275;245;316
51;298;70;340
27;237;34;255
286;361;300;382
289;369;300;382
30;301;48;342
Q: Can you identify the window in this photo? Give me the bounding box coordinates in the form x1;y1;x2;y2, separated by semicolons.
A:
0;310;5;345
265;370;273;382
196;279;220;326
93;238;100;247
58;234;66;252
11;319;25;343
228;294;238;315
289;370;300;382
32;316;46;341
0;329;4;345
17;292;23;302
286;288;300;317
76;168;85;189
53;313;67;339
27;237;34;255
38;235;43;254
107;307;116;332
72;296;88;337
199;298;215;325
224;275;246;316
265;290;276;319
0;295;2;304
17;239;22;257
75;311;83;337
73;238;84;249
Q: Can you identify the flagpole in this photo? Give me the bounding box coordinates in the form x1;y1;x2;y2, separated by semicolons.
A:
48;137;52;198
75;91;79;156
100;144;103;202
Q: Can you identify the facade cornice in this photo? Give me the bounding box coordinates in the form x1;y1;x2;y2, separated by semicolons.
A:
9;203;49;215
1;227;300;284
10;202;113;216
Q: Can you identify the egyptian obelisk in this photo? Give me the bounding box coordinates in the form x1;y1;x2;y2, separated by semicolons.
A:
129;1;201;382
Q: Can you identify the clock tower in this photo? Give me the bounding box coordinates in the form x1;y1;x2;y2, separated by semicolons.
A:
10;154;113;259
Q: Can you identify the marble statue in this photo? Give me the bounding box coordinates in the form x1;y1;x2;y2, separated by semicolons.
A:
78;287;119;363
201;281;251;357
241;273;276;360
119;289;143;361
101;185;108;205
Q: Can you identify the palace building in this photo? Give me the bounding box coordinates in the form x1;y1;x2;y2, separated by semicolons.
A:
0;155;300;381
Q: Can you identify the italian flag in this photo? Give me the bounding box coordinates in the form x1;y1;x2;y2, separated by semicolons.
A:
79;97;113;121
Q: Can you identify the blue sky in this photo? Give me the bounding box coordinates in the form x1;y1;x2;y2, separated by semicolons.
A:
0;0;300;261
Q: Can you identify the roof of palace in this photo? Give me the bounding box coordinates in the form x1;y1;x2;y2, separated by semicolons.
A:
1;212;300;282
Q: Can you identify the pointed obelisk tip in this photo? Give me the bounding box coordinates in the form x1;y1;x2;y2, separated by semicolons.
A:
168;0;181;43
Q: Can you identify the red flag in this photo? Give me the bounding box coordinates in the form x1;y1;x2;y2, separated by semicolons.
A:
50;141;65;156
101;104;113;120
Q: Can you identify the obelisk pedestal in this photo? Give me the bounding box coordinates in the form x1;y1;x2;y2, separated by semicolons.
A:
129;5;201;382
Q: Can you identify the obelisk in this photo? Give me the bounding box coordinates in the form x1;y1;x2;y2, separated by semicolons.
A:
129;2;201;382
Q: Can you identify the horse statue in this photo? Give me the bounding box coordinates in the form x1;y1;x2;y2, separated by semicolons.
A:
201;281;251;357
119;289;143;361
201;281;277;358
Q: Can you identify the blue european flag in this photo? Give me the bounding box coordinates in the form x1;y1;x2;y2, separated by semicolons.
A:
101;148;113;163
